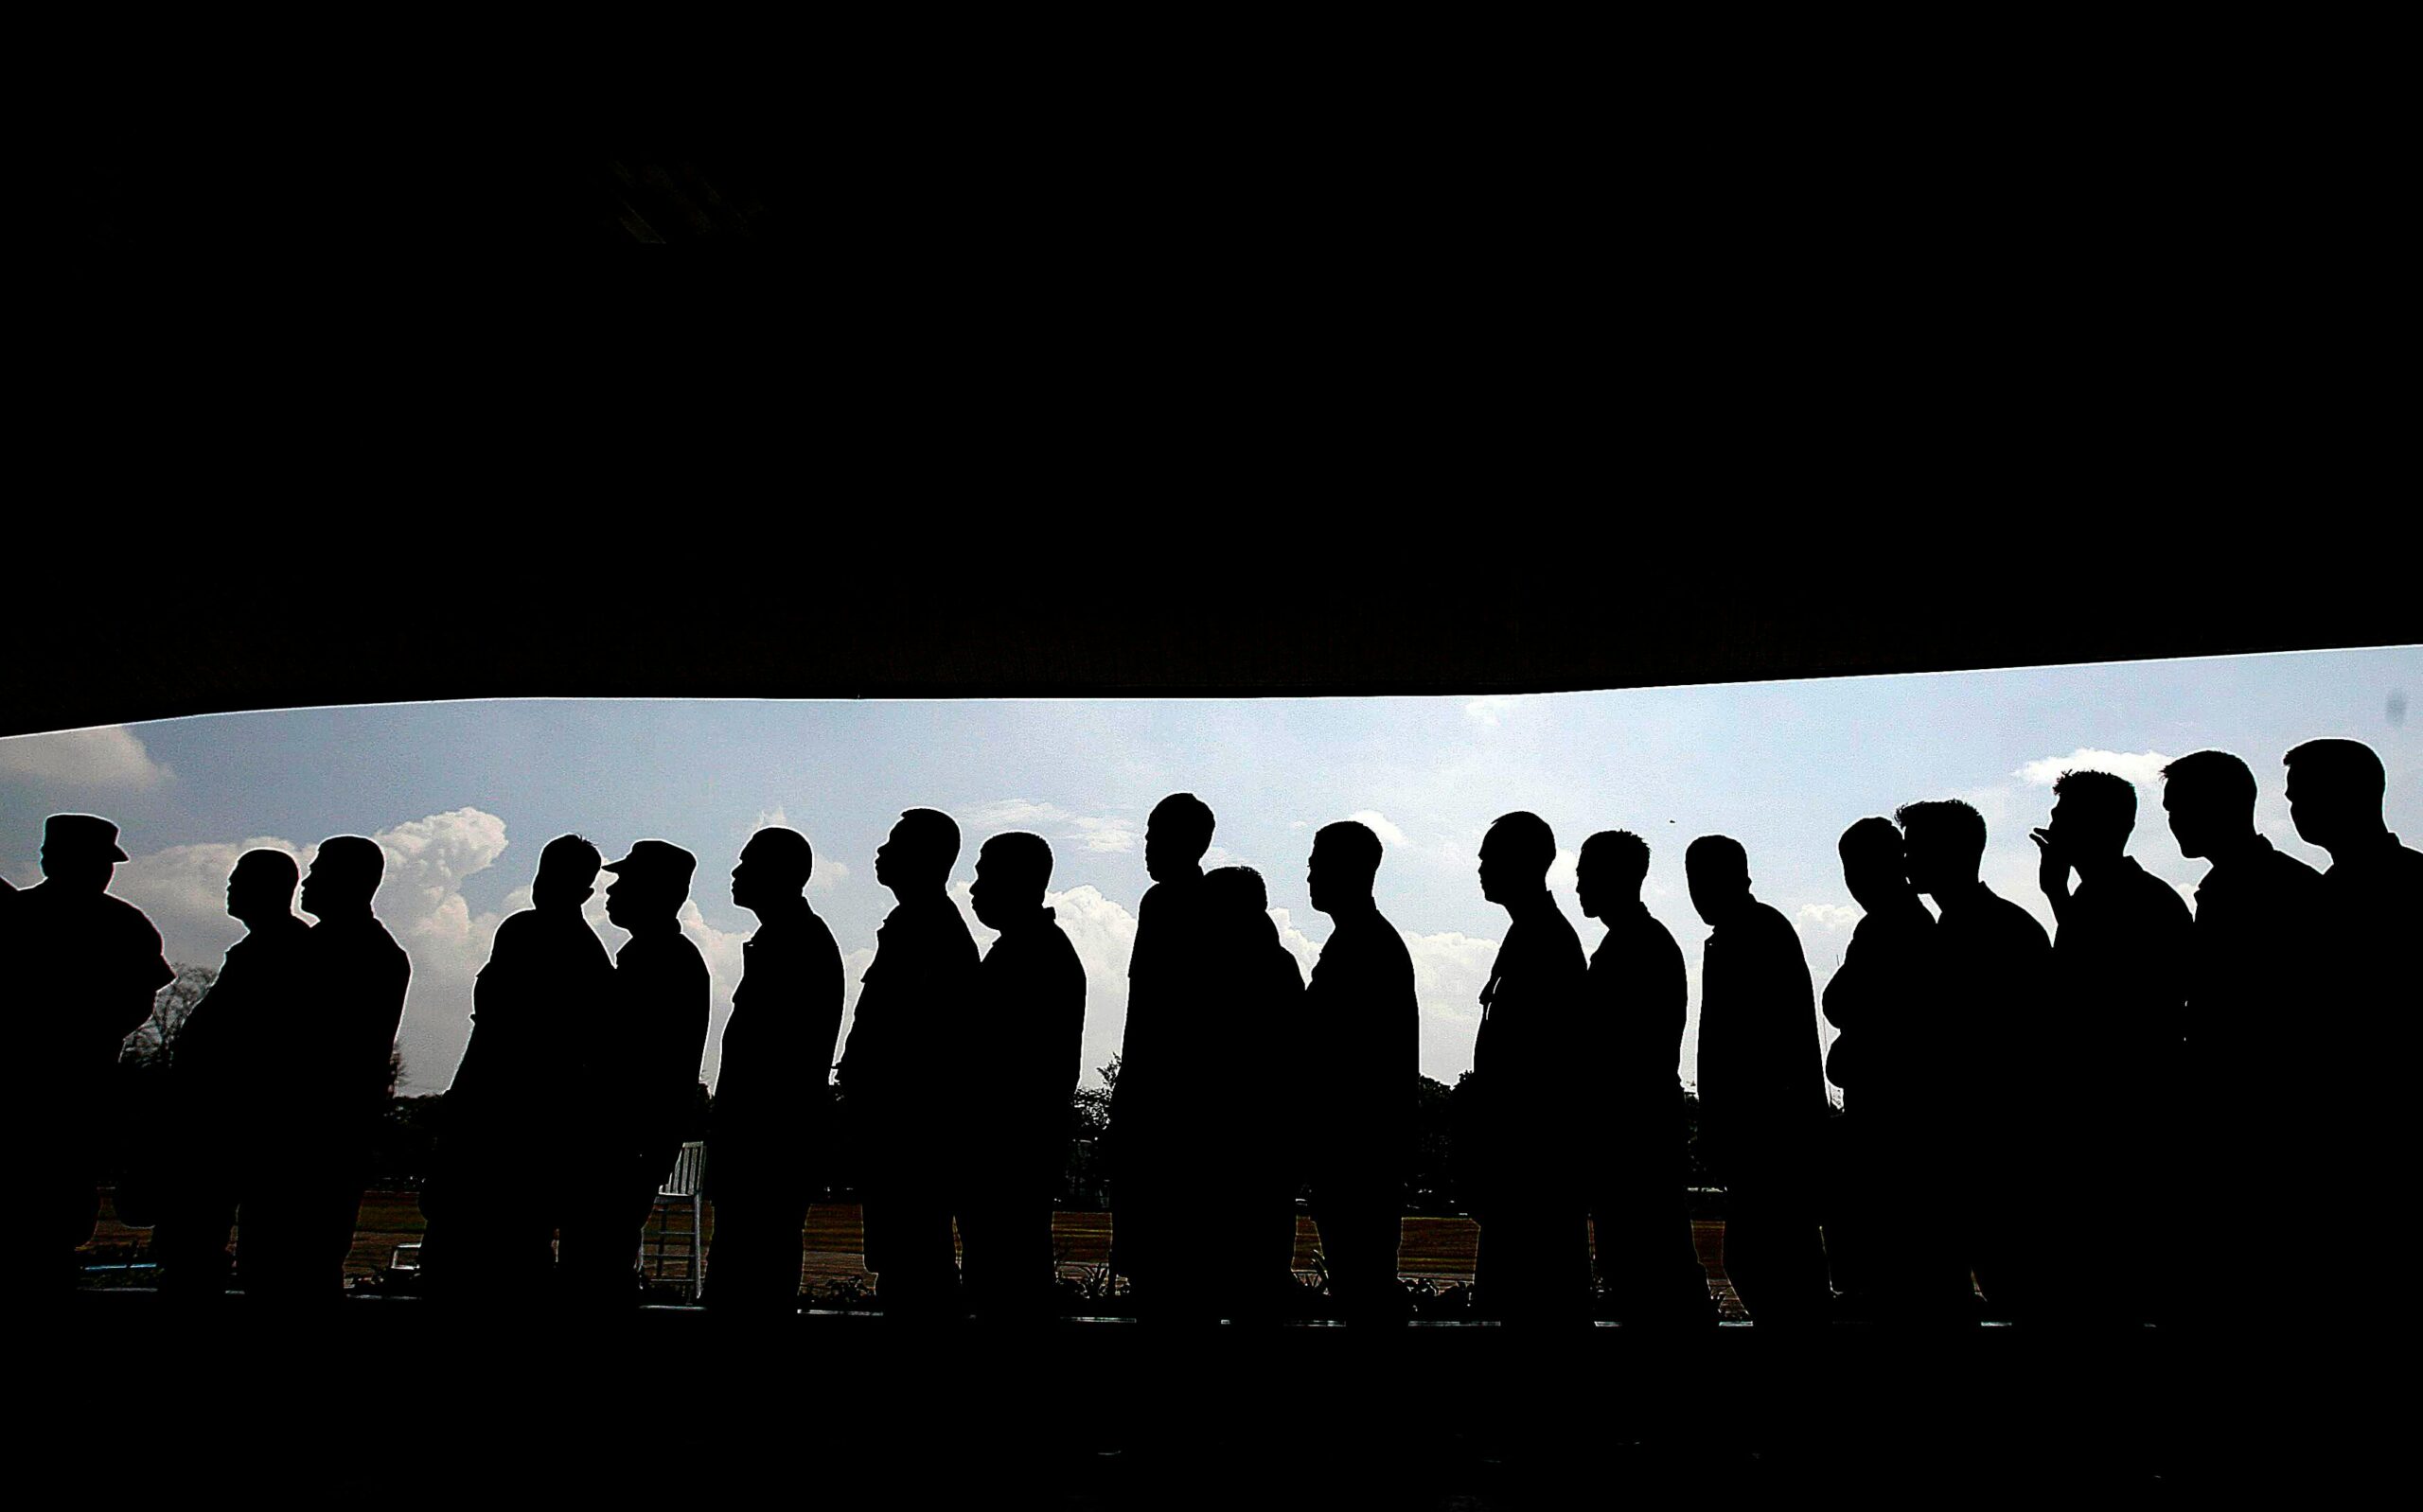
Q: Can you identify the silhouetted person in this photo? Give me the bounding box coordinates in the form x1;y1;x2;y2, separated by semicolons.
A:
1465;811;1591;1325
1575;830;1714;1330
1689;835;1831;1328
1200;864;1308;1323
1301;820;1417;1326
2162;749;2325;1322
557;840;709;1306
957;832;1086;1325
837;810;980;1318
2283;737;2421;1239
1822;818;1968;1326
1899;798;2052;1320
150;850;310;1301
704;827;844;1314
8;815;173;1293
421;835;614;1303
240;835;410;1304
2027;769;2193;1327
1109;793;1218;1315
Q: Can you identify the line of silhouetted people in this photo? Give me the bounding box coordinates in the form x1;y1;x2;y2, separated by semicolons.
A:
5;735;2413;1328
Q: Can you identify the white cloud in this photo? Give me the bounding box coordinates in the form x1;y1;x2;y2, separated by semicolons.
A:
1401;928;1500;1083
1796;903;1862;932
0;725;173;790
1465;695;1524;728
961;799;1140;855
1346;810;1410;851
1546;847;1580;892
2014;748;2176;789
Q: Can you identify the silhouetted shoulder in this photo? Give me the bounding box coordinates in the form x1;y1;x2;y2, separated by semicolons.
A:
1980;887;2054;953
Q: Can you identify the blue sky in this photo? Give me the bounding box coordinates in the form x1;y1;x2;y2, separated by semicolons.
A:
3;646;2413;1097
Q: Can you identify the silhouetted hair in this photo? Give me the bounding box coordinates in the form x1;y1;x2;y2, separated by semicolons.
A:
746;826;816;889
981;831;1053;894
1488;811;1556;876
236;848;301;896
2162;750;2257;814
1581;830;1652;889
1150;792;1216;854
1896;800;1987;863
1685;835;1748;882
312;835;385;897
537;833;604;887
893;808;963;872
2053;768;2137;836
2284;737;2387;800
1204;865;1269;914
1314;820;1383;883
1839;816;1902;861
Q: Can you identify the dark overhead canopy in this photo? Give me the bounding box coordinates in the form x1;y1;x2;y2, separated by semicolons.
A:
6;567;2406;738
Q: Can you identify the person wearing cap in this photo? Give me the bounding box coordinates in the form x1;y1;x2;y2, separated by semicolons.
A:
421;835;615;1304
958;831;1088;1325
239;835;411;1303
837;808;981;1318
7;814;174;1293
703;826;844;1313
149;849;311;1301
557;838;710;1305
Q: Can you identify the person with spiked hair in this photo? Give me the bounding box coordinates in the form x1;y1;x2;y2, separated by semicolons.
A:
422;835;615;1303
2030;769;2193;1327
838;808;981;1318
705;826;845;1313
1302;819;1418;1325
1576;829;1714;1329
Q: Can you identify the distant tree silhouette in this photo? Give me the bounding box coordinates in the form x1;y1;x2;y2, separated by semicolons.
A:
122;964;217;1073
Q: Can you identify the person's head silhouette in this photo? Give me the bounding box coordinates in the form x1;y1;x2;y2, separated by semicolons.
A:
1684;835;1752;926
2161;750;2258;860
875;808;959;899
1308;820;1382;917
533;834;604;912
1478;811;1554;906
1576;830;1650;922
226;849;300;926
1144;793;1214;883
302;835;385;920
1896;800;1987;900
2045;768;2136;867
39;813;129;893
970;831;1052;931
1203;864;1269;917
1837;817;1911;911
2283;737;2389;854
601;839;696;931
732;827;813;917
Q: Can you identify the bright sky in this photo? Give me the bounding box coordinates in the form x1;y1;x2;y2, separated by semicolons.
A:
3;646;2414;1099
